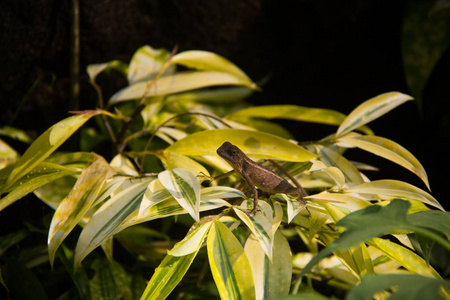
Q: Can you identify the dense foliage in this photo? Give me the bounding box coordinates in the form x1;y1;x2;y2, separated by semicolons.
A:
1;46;449;299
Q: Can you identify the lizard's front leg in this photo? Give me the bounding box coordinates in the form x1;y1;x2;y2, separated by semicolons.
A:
241;172;259;215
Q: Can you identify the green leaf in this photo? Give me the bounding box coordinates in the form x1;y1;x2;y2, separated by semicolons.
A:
0;162;78;211
368;237;441;279
48;157;115;266
171;50;254;84
345;180;443;211
0;126;32;143
336;92;413;137
227;105;373;134
74;178;153;268
1;111;102;193
127;45;174;85
166;86;254;104
347;274;450;300
407;210;450;237
140;252;198;300
169;221;213;257
109;71;257;105
338;135;430;189
244;230;292;300
166;129;318;162
316;146;364;184
158;168;201;222
300;200;449;276
207;220;255;300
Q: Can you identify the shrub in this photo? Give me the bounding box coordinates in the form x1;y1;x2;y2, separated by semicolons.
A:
1;45;449;299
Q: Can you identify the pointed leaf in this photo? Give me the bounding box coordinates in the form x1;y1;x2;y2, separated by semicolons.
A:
127;45;174;84
207;220;255;300
367;237;441;278
300;200;449;276
0;162;78;211
48;157;115;265
338;135;430;189
162;151;210;178
171;50;254;83
74;178;152;268
166;129;317;162
336;92;413;137
141;252;199;300
317;146;364;184
109;71;257;104
234;201;275;260
158;168;201;222
169;221;213;257
346;180;443;211
2;111;102;193
347;274;450;300
227;105;373;134
87;60;127;82
244;230;292;300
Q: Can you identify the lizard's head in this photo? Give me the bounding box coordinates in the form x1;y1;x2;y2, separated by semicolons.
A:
217;142;243;163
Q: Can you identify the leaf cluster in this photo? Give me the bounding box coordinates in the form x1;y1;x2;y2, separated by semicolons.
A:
0;45;448;300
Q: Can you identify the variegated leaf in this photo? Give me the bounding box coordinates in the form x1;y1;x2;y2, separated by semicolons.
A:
207;220;255;300
158;168;201;222
169;221;213;257
48;156;115;265
74;178;153;268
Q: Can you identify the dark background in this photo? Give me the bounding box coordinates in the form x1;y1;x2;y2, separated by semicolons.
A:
0;0;449;209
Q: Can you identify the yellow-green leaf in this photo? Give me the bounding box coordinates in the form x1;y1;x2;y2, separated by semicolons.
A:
2;112;102;193
227;105;373;135
336;92;413;137
368;237;441;279
74;178;153;268
0;162;78;212
158;168;201;222
48;157;115;265
316;146;364;184
166;129;317;162
338;135;430;190
162;151;210;178
345;180;443;211
109;71;257;105
171;50;254;84
169;221;213;257
244;230;292;300
207;220;255;300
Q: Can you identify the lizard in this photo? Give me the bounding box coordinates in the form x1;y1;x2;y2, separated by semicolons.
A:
216;141;308;215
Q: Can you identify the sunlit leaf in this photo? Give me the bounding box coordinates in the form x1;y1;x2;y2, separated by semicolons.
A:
347;274;450;300
0;126;32;143
127;45;174;85
300;200;450;276
316;146;364;184
336;92;413;137
162;151;210;178
345;180;443;211
244;230;292;299
307;192;371;214
234;201;276;260
110;154;139;176
166;129;318;162
0;162;78;212
338;135;430;189
141;252;198;300
227;105;373;135
48;157;115;266
207;220;255;300
169;221;213;257
158;168;201;222
0;139;18;169
171;50;254;84
1;111;103;193
109;71;257;104
368;237;441;279
74;178;153;268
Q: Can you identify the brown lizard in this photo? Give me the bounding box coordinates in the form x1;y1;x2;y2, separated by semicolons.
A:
216;141;308;214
